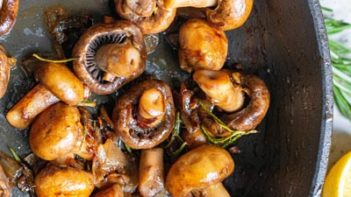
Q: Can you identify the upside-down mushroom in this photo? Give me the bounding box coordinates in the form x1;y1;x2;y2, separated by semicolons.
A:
29;103;94;162
164;0;253;31
113;79;176;149
115;0;177;34
0;0;19;36
193;69;270;137
6;62;88;129
166;145;233;197
179;19;228;72
0;46;15;98
73;21;146;95
35;165;94;197
139;148;167;197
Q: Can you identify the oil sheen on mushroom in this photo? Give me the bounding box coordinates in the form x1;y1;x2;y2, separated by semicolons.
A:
166;145;234;197
179;19;228;72
115;0;177;34
0;0;19;36
0;46;15;98
73;20;146;95
113;79;176;149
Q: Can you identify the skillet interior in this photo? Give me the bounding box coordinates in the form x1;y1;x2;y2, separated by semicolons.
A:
0;0;332;196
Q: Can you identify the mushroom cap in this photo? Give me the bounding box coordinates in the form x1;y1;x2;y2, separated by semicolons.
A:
115;0;177;34
0;47;11;98
35;165;94;197
206;0;254;31
29;103;83;161
0;0;19;36
179;19;228;72
166;145;234;197
112;79;176;149
36;62;85;105
73;20;146;95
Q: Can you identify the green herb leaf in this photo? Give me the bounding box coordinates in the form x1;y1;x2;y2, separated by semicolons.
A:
8;147;21;163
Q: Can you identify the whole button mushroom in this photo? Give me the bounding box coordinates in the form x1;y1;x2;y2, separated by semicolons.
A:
193;69;270;137
29;103;93;162
0;46;15;98
35;165;94;197
115;0;176;34
0;0;19;36
163;0;253;31
6;63;87;129
113;79;176;149
179;19;228;72
73;20;146;95
166;145;234;197
93;184;124;197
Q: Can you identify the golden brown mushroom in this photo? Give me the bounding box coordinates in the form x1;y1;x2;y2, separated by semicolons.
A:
179;19;228;72
194;70;270;137
35;165;94;197
139;148;167;197
113;79;175;149
29;103;93;162
6;62;87;129
0;164;10;197
115;0;176;34
0;46;15;98
166;145;234;197
0;0;19;36
93;184;124;197
73;20;146;95
163;0;253;31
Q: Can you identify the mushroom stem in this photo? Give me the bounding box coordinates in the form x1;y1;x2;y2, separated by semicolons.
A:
138;88;166;128
164;0;217;9
193;70;244;112
139;148;166;197
95;42;141;79
199;183;230;197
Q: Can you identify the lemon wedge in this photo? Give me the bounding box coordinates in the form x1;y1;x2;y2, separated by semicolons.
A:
323;151;351;197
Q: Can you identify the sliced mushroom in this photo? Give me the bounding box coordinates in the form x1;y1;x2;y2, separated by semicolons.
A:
179;19;228;72
166;145;234;197
73;21;146;95
6;63;87;129
113;79;176;149
0;46;15;98
139;148;167;197
194;70;270;136
29;103;93;162
35;165;94;197
0;0;19;36
115;0;177;34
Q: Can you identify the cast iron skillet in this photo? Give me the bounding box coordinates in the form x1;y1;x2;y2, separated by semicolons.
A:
0;0;332;196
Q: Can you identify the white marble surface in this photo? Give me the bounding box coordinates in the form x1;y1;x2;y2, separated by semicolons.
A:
320;0;351;167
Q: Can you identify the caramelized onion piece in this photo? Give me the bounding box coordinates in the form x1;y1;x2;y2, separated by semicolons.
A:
113;80;175;149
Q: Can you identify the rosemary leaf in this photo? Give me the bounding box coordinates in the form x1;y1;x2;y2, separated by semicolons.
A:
8;147;21;163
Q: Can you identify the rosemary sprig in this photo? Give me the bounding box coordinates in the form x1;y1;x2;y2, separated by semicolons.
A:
164;113;182;149
324;10;351;120
8;147;21;163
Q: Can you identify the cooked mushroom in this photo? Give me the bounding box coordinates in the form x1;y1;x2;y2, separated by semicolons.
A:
194;70;270;136
35;165;94;197
0;0;19;36
164;0;253;31
179;19;228;72
29;103;93;162
6;62;87;129
196;183;230;197
0;164;11;197
73;20;146;95
0;46;15;98
139;148;167;197
166;145;234;197
115;0;177;34
113;79;176;149
93;184;124;197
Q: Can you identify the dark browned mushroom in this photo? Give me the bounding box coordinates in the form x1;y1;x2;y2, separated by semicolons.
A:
179;19;228;72
166;145;234;197
0;0;19;36
0;46;15;98
115;0;177;34
73;20;146;95
0;164;10;197
163;0;253;31
193;70;270;137
6;63;88;129
112;79;176;149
